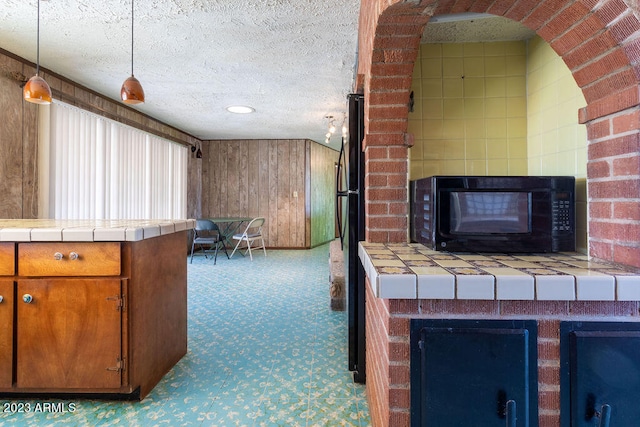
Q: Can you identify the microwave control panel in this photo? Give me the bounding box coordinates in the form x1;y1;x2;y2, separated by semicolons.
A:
551;191;573;234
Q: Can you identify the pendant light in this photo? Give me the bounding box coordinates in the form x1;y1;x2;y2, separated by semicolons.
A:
121;0;145;104
23;0;52;105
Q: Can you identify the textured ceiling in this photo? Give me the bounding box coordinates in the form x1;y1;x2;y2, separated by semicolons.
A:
0;3;534;150
423;14;536;43
0;0;360;150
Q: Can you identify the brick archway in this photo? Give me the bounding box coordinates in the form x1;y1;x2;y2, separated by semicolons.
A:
358;0;640;268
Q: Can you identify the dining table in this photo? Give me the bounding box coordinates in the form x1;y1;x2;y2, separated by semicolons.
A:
207;217;252;249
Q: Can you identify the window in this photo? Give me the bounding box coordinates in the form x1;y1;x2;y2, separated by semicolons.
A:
42;101;187;220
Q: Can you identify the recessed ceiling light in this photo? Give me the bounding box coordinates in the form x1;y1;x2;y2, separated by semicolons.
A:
226;105;255;114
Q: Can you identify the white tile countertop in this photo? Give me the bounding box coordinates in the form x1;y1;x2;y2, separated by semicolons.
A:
359;242;640;301
0;219;195;242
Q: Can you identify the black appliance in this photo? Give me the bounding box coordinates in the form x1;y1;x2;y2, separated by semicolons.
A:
336;93;366;383
410;175;575;253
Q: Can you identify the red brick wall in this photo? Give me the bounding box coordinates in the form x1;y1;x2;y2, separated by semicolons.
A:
365;277;391;427
356;1;640;426
381;300;640;427
357;0;640;257
358;0;432;245
584;108;640;267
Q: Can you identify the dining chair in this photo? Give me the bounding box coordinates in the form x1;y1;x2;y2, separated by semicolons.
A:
190;219;229;264
229;217;266;261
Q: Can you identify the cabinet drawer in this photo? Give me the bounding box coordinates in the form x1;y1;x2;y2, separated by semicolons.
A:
0;243;14;276
18;242;121;276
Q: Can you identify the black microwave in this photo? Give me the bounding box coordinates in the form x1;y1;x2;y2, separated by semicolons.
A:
410;176;575;253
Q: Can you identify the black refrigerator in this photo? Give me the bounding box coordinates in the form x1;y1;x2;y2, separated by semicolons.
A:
336;93;366;383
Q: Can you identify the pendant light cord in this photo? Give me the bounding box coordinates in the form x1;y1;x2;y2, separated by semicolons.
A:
36;0;41;75
131;0;134;76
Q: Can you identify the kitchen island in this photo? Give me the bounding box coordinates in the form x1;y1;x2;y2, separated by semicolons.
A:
0;219;194;400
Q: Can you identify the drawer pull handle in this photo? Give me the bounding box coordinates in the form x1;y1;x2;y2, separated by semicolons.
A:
23;294;33;304
0;295;3;303
54;252;64;260
69;252;79;260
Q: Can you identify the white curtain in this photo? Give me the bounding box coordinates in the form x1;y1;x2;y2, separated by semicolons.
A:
47;101;187;220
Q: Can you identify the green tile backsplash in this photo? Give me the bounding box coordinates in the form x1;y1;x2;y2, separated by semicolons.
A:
408;37;588;253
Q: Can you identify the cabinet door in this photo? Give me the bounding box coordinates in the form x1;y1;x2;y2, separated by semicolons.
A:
0;280;13;388
16;278;123;389
410;319;539;427
560;322;640;427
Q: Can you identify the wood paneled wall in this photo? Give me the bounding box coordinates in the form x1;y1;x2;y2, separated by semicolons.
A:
0;52;38;219
0;48;201;221
310;142;338;247
201;139;338;249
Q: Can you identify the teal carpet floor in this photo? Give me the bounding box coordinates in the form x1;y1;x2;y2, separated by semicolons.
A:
0;244;370;426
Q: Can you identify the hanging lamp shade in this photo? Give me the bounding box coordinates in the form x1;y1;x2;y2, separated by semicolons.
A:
24;0;51;105
24;74;52;104
121;0;144;105
121;75;145;104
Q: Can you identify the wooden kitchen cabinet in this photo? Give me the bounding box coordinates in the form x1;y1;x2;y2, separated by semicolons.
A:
0;243;14;276
0;227;188;400
16;278;124;390
0;280;13;389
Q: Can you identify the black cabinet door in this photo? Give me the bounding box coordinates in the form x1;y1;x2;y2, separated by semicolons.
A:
411;319;538;427
561;322;640;427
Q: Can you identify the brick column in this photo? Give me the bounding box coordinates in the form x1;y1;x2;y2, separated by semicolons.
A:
364;138;409;244
362;7;430;245
584;107;640;268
